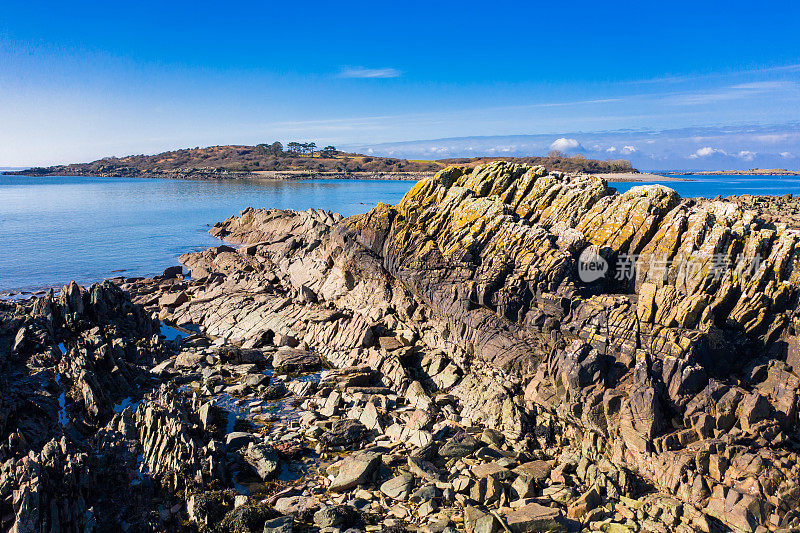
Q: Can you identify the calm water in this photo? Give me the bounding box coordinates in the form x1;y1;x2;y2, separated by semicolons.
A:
0;176;416;292
1;173;799;293
616;173;800;198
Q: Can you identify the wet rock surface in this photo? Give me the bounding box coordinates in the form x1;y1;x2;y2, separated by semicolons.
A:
4;163;800;532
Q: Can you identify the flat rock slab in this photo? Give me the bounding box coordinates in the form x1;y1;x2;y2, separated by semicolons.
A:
504;503;566;533
471;462;513;481
175;351;206;367
272;348;322;373
514;460;553;483
378;336;404;352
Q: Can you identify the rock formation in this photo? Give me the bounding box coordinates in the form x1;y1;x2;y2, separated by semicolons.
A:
3;161;800;532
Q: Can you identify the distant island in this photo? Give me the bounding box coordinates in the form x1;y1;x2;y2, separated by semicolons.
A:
673;168;800;176
3;141;641;180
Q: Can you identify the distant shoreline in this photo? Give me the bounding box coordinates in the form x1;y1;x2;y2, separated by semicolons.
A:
670;169;800;176
0;168;436;181
595;172;691;182
2;169;691;182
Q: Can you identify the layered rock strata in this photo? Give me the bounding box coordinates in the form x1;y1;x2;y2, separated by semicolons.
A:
2;161;800;533
161;162;800;532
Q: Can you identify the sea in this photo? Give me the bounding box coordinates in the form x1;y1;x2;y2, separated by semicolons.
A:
1;172;799;294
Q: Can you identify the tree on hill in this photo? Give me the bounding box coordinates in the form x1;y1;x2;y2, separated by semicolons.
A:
256;142;284;157
321;145;337;157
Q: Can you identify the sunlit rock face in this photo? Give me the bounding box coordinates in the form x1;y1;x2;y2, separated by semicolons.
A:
161;161;800;531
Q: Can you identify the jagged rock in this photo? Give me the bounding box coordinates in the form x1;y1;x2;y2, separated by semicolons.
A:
465;506;501;533
408;456;444;482
11;163;800;532
187;490;236;527
567;487;601;519
737;391;772;431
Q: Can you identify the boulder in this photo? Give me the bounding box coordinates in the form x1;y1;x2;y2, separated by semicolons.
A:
242;442;282;480
328;452;382;491
322;419;366;446
313;505;358;529
262;383;289;401
162;265;184;278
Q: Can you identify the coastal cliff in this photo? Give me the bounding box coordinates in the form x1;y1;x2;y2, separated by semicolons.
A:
2;161;799;532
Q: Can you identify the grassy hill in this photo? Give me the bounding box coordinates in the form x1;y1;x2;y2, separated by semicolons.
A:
6;144;637;178
438;154;635;174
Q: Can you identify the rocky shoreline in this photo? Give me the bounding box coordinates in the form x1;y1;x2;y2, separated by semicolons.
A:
3;162;800;533
2;167;438;181
2;168;672;183
671;170;800;176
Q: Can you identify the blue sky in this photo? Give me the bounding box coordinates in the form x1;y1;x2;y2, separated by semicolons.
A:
1;0;799;169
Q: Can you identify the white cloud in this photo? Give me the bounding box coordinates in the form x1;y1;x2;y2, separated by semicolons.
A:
549;138;582;152
620;145;637;154
606;146;617;153
781;151;795;159
737;150;756;161
338;66;401;79
690;146;727;158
